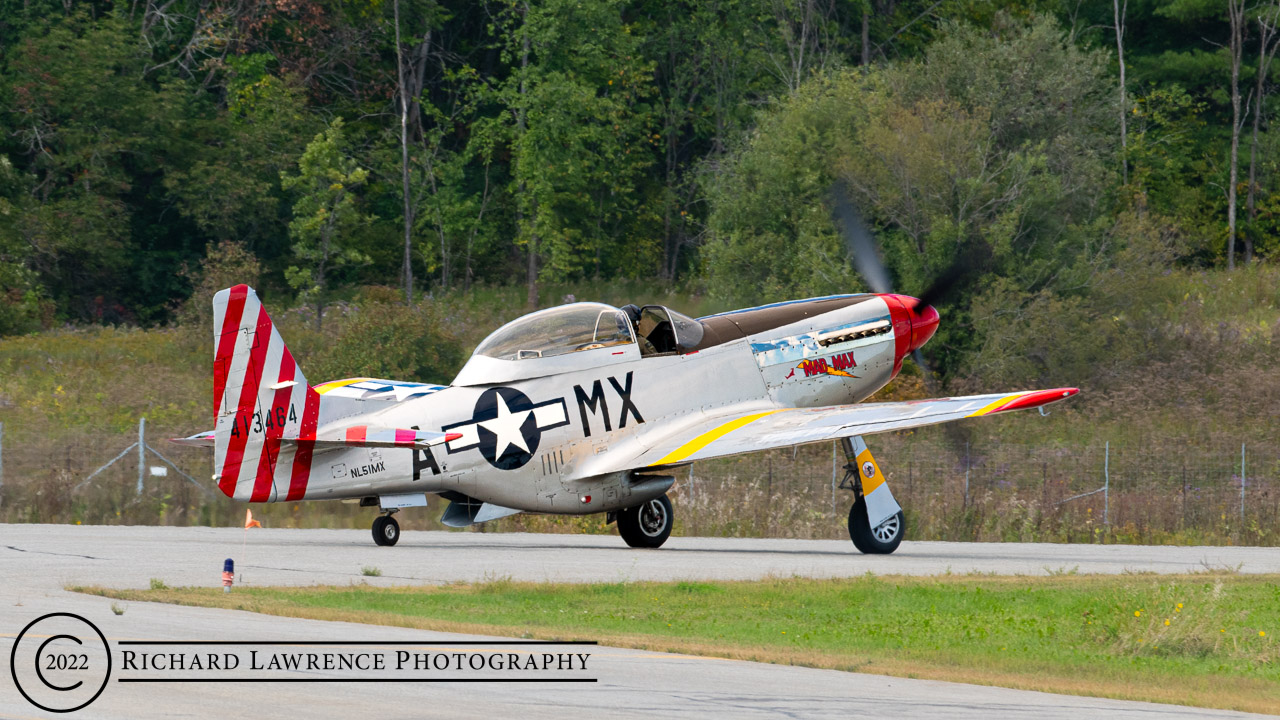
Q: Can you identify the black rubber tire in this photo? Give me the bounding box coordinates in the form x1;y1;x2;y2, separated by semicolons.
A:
617;494;673;548
372;515;400;546
848;496;904;554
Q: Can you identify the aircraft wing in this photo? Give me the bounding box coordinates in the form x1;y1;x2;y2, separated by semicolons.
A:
622;388;1078;471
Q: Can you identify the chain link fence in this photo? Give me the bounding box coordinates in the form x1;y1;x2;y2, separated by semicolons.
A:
1;420;1275;545
673;434;1279;545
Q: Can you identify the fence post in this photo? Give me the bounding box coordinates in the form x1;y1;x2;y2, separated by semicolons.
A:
691;461;701;535
1240;442;1246;525
963;441;970;509
137;417;146;496
1103;440;1110;527
831;440;837;516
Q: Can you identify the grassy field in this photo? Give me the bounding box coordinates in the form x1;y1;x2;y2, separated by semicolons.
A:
3;271;1278;545
81;572;1280;714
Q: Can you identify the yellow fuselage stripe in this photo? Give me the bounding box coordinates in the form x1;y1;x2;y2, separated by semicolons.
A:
967;392;1029;418
650;410;783;466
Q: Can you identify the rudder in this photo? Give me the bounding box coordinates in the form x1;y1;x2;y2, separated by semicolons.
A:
212;285;321;502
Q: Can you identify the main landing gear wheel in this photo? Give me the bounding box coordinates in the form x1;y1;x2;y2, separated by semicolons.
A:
372;515;400;547
848;495;904;554
617;494;673;549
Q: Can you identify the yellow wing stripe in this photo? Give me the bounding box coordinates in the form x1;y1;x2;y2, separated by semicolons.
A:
967;392;1030;418
313;377;370;395
649;410;784;466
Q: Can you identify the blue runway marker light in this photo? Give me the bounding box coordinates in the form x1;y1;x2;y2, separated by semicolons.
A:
222;558;234;592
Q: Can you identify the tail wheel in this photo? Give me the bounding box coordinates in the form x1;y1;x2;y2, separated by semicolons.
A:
372;515;400;547
848;495;904;554
618;494;673;548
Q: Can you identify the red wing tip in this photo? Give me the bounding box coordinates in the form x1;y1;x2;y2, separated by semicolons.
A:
993;387;1080;414
444;432;463;442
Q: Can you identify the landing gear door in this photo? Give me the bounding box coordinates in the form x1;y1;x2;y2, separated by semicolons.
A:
849;436;901;527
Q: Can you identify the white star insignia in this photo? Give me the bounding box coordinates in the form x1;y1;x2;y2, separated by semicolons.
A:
479;393;532;457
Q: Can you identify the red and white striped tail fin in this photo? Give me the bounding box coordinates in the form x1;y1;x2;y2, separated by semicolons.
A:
212;285;321;502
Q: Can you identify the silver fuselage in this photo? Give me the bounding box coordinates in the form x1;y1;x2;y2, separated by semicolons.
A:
292;294;901;513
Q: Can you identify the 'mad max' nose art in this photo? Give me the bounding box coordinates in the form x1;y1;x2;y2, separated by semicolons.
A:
175;286;1077;552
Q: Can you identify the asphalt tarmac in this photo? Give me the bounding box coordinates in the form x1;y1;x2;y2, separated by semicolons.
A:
2;525;1276;719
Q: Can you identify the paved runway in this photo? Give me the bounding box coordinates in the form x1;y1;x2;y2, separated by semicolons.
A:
2;525;1276;719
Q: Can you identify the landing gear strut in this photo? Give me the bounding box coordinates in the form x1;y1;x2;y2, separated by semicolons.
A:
838;436;905;554
372;511;400;547
617;493;673;548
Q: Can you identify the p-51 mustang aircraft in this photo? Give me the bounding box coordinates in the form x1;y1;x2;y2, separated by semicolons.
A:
176;285;1077;553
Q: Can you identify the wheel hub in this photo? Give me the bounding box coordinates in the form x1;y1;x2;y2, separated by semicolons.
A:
639;499;667;537
872;514;900;543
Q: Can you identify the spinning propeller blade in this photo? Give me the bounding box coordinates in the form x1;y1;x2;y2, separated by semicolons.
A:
830;180;892;295
828;179;981;381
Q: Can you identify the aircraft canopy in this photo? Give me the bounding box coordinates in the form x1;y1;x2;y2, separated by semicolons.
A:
473;302;636;361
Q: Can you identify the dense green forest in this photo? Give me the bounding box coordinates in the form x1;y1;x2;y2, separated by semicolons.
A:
4;0;1280;543
1;0;1278;386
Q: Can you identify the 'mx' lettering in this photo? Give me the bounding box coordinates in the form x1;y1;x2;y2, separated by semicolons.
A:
574;371;644;437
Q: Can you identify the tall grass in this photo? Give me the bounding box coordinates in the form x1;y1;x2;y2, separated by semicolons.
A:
1;272;1276;545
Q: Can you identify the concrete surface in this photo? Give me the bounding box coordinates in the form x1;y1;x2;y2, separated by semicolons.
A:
1;525;1275;719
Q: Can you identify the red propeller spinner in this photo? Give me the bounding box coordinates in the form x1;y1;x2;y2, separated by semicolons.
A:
878;294;940;377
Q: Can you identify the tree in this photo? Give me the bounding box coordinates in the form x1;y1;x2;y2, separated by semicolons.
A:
174;240;262;345
393;0;418;303
0;13;182;323
822;14;1115;317
1246;0;1280;263
0;155;52;335
1227;0;1246;270
764;0;846;93
638;0;791;280
1127;84;1210;223
491;0;657;306
280;119;374;329
705;14;1117;375
702;72;864;306
1114;0;1129;185
163;64;317;254
378;82;501;294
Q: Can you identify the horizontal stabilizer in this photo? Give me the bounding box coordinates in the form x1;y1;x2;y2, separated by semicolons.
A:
313;426;459;449
171;430;215;448
174;427;457;450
